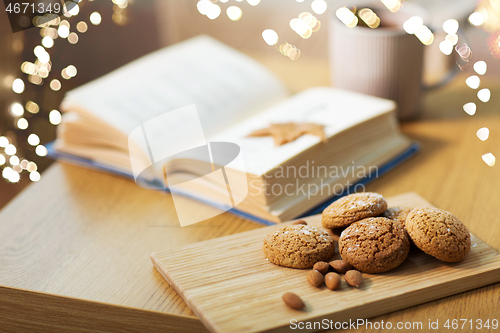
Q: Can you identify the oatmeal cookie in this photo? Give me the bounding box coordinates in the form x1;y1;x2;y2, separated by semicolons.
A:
338;217;410;273
405;207;470;262
322;192;388;228
263;225;335;268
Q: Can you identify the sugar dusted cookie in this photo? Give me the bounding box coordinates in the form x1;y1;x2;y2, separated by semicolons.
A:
382;207;412;227
405;207;471;262
322;192;388;228
338;217;410;273
263;225;335;269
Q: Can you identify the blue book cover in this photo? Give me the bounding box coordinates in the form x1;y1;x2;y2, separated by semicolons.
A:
46;141;420;225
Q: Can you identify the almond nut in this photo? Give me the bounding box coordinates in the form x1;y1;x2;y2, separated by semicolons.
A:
291;220;307;225
307;270;324;287
344;270;363;287
325;272;341;290
329;259;353;274
282;292;305;310
313;261;330;275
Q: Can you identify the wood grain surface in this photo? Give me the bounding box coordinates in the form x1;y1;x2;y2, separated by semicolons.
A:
0;286;206;333
0;55;499;332
151;193;500;333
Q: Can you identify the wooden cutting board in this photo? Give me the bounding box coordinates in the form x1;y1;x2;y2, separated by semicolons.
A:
151;192;500;333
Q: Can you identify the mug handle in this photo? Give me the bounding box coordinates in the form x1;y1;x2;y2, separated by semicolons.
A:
421;28;468;91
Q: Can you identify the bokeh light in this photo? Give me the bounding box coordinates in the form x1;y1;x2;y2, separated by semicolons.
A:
206;4;221;20
38;66;49;78
477;88;491;102
58;25;70;38
439;40;453;55
9;156;20;165
29;171;41;182
3;167;20;183
10;102;24;117
311;0;327;15
403;16;423;34
482;153;496;167
21;61;38;75
463;102;477;115
474;61;487;75
358;8;380;28
197;0;210;14
262;29;278;45
28;75;42;85
279;42;301;60
414;26;434;45
247;0;260;6
61;68;70;79
68;32;79;44
381;0;401;13
469;12;484;26
476;127;490;141
49;110;62;125
66;2;80;16
50;79;62;91
35;145;48;157
28;134;40;146
17;118;28;130
26;101;39;113
27;162;37;172
41;36;54;48
466;75;480;89
20;160;29;170
443;19;459;34
76;21;88;33
456;44;472;64
227;6;242;21
90;12;102;25
12;78;25;94
5;144;17;156
0;136;9;148
290;17;312;39
445;34;458;45
336;7;358;28
66;65;77;77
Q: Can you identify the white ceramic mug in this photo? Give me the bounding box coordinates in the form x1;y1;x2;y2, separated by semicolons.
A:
329;2;441;120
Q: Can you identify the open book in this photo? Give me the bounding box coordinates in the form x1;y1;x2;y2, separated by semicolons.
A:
51;35;418;224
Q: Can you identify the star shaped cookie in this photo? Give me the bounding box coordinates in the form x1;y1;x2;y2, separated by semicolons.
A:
247;122;327;146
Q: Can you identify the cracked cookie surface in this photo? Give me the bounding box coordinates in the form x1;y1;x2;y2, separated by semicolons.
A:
263;225;335;268
338;217;410;273
405;207;470;262
381;207;412;227
322;192;388;228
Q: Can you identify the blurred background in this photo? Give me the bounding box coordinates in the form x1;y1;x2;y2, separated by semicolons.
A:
0;0;497;207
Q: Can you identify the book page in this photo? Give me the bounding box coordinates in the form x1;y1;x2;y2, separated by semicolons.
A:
210;87;397;176
61;35;288;142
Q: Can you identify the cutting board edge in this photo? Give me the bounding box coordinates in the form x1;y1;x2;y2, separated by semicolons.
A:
151;248;500;333
150;253;220;333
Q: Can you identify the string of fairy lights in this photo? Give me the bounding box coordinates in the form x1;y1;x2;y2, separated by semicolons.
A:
1;0;129;184
197;0;497;168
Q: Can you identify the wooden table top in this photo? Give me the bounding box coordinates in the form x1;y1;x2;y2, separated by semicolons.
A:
0;57;499;333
